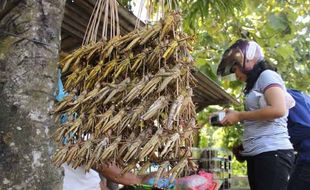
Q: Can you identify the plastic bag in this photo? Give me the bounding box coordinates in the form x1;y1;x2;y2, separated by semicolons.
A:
175;171;213;190
146;177;176;189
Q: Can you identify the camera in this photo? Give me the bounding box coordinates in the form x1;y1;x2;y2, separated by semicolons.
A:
210;111;226;126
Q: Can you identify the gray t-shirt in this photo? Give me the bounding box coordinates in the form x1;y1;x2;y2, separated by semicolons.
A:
241;70;293;156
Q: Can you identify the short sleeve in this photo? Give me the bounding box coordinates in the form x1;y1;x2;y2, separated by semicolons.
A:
256;70;285;93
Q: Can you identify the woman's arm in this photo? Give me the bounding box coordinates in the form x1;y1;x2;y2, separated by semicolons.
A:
96;163;142;185
239;86;287;120
96;163;156;185
221;86;287;125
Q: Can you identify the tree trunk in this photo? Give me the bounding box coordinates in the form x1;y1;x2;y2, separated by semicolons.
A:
0;0;65;189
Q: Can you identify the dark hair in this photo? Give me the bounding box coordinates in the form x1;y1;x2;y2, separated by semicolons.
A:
244;60;277;94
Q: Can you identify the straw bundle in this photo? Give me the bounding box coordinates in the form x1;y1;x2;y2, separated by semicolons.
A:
53;0;197;183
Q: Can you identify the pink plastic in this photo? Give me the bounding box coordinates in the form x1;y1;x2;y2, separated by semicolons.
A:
175;171;213;190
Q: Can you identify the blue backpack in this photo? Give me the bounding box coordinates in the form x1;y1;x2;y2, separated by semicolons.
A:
287;89;310;148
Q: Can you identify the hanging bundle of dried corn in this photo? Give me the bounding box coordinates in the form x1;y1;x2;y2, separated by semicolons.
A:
53;0;198;183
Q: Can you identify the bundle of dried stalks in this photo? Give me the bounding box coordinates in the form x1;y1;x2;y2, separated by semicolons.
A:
53;0;198;184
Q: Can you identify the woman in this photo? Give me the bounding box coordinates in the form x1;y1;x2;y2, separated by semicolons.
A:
217;39;295;190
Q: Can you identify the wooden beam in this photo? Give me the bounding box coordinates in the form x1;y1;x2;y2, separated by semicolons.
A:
65;5;89;29
61;36;81;51
192;69;239;105
62;21;84;39
63;12;87;34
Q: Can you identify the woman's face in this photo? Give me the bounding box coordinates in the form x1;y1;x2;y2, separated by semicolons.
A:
232;65;247;82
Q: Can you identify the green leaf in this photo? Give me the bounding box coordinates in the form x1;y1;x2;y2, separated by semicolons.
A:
266;13;289;33
275;44;294;59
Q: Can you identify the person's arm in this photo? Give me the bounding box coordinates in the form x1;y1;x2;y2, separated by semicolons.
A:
96;163;142;185
95;163;156;185
239;86;287;120
221;86;287;125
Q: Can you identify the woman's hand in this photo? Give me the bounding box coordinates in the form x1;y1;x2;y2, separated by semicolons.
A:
232;144;245;163
220;109;241;126
95;162;142;185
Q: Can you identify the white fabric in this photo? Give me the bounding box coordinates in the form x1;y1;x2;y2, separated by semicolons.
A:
63;164;101;190
258;91;296;109
286;92;296;109
246;41;257;60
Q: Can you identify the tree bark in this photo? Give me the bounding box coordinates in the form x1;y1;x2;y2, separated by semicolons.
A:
0;0;65;189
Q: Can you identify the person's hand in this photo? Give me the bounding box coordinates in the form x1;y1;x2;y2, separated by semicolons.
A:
232;144;245;163
220;109;241;126
141;172;157;184
94;162;142;185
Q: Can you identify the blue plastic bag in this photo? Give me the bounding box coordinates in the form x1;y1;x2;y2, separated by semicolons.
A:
146;177;176;189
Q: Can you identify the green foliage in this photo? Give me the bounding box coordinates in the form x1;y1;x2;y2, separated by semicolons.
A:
118;0;134;11
179;0;310;92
